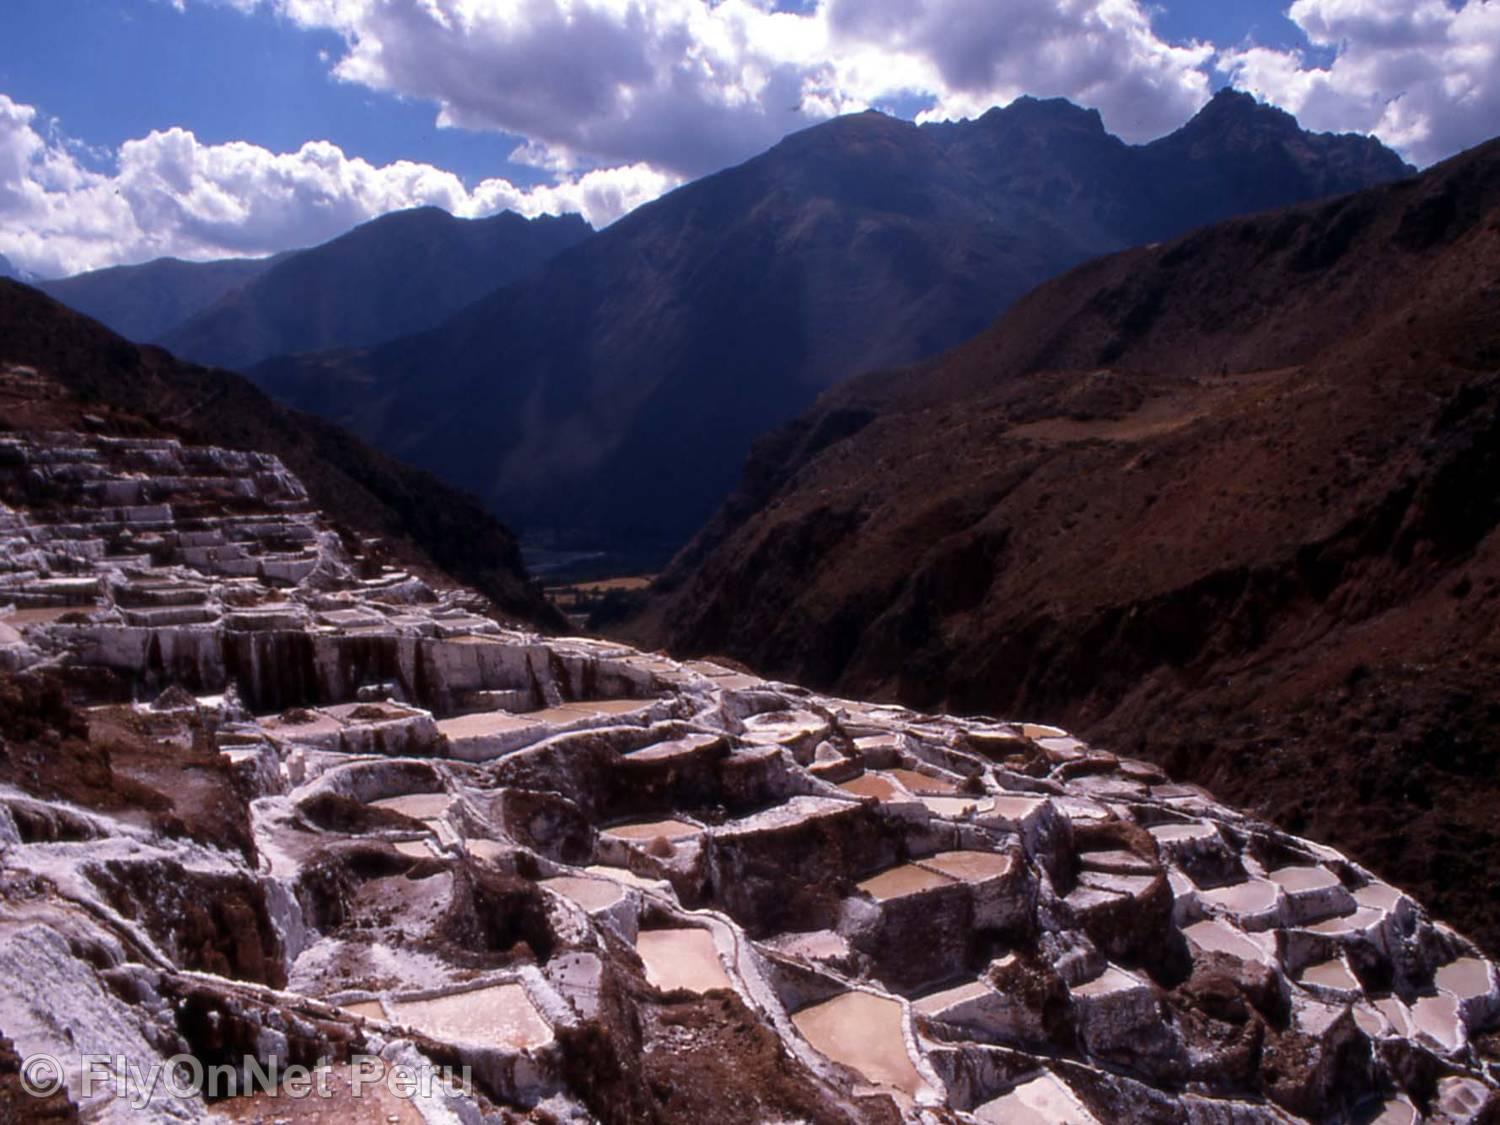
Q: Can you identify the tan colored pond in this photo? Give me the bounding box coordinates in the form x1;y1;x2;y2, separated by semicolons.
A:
532;699;654;723
602;818;700;841
919;795;994;818
883;768;958;795
1409;992;1462;1051
857;864;955;902
916;850;1013;883
792;991;922;1095
1268;865;1339;893
635;928;733;993
1183;919;1269;964
387;983;552;1049
541;875;627;912
1436;957;1493;1000
1199;878;1278;914
339;999;387;1021
974;1072;1099;1124
1300;959;1359;991
839;774;903;801
370;793;451;820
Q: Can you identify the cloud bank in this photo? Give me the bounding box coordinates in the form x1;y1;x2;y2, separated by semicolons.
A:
0;94;675;276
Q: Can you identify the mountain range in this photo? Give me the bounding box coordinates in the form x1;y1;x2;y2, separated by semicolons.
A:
158;207;591;369
244;91;1413;563
632;137;1500;951
34;208;591;369
37;253;285;342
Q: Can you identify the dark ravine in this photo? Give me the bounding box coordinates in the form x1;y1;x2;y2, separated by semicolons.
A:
634;137;1500;952
249;91;1412;560
0;278;562;630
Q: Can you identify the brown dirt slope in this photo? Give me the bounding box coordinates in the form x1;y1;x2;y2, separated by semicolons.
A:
638;137;1500;951
0;279;562;629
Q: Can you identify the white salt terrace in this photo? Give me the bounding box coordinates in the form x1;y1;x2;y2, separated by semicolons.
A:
635;928;733;993
1;432;1497;1122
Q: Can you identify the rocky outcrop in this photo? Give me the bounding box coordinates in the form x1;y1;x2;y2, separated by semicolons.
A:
0;431;1495;1121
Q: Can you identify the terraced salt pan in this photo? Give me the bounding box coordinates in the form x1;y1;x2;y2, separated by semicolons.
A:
1184;918;1271;964
914;980;991;1015
386;983;552;1049
541;876;627;912
1269;865;1340;893
530;699;655;723
1199;878;1279;916
839;773;904;802
858;864;955;902
919;795;995;818
916;850;1013;883
1410;991;1463;1052
602;818;700;842
635;928;732;993
1300;959;1360;991
1436;956;1494;1000
584;864;669;891
974;1072;1100;1124
883;768;958;795
792;991;923;1096
370;793;452;820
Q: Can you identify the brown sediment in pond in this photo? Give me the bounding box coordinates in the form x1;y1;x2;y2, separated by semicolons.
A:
791;990;922;1096
857;863;955;902
839;774;903;801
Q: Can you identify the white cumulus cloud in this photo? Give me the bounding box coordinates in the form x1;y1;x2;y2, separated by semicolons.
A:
0;93;676;277
1220;0;1500;167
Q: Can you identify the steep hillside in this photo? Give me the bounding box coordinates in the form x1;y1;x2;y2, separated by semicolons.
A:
0;279;561;629
160;207;591;370
38;254;283;342
639;138;1500;950
251;92;1411;562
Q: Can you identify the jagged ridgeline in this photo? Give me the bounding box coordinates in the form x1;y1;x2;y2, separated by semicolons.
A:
0;425;1494;1119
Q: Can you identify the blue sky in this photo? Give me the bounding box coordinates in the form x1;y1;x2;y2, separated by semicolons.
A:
0;0;1494;277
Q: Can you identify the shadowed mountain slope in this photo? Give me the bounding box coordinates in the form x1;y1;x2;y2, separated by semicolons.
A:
160;207;591;370
36;254;283;342
636;137;1500;950
0;279;561;629
250;92;1412;560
